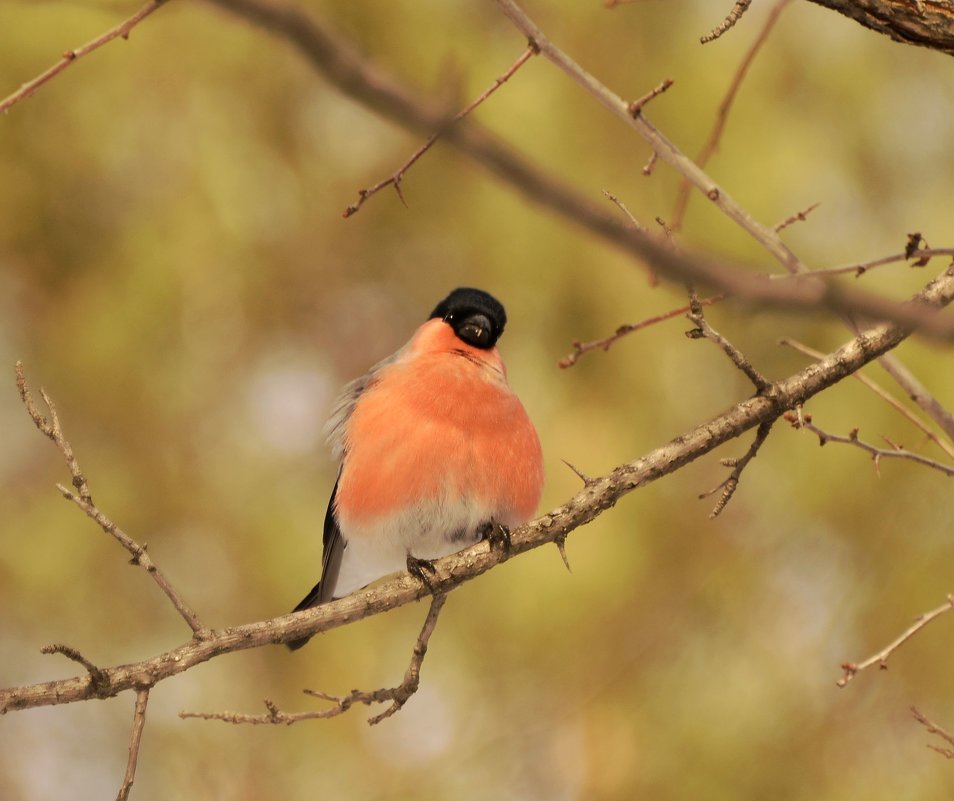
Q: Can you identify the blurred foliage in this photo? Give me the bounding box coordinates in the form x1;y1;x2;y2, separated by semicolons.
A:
2;0;954;799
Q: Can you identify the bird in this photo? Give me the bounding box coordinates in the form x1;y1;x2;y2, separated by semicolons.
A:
287;287;544;650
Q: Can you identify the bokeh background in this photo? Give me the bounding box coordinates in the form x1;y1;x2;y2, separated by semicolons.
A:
2;0;954;799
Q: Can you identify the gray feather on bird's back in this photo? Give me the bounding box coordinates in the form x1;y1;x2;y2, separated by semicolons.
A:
323;349;404;459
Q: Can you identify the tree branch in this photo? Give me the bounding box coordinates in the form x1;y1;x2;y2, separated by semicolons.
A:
5;265;954;717
0;0;171;115
786;410;954;478
342;43;538;218
912;706;954;759
780;339;954;461
15;363;209;639
198;0;954;338
837;595;954;687
117;689;150;801
181;594;448;726
805;0;954;57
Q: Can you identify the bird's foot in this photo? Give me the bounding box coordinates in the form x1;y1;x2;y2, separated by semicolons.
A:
479;518;512;553
406;554;439;594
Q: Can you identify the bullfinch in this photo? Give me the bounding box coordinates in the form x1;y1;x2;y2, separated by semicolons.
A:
287;287;544;650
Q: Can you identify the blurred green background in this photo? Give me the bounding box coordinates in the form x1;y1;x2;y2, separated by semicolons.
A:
2;0;954;799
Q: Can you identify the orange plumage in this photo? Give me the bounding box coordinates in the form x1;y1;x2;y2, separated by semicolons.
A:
288;288;543;649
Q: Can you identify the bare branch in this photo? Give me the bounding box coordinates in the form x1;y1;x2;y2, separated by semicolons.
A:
117;689;150;801
773;202;821;232
558;294;724;368
912;707;954;759
41;644;108;692
785;411;954;478
0;0;171;115
836;595;954;687
685;288;770;391
16;364;209;638
877;353;954;444
6;267;954;717
343;43;538;217
673;0;795;233
495;0;805;276
700;420;773;518
780;339;954;461
602;190;648;233
627;77;674;116
181;595;448;725
199;0;954;337
768;248;954;281
701;0;755;44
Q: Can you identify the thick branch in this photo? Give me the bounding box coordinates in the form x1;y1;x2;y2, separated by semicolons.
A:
806;0;954;57
5;265;954;716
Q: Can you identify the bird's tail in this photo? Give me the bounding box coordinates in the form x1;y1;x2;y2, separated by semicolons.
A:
286;580;323;651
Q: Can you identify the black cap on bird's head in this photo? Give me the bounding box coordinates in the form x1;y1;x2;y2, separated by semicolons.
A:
430;287;507;350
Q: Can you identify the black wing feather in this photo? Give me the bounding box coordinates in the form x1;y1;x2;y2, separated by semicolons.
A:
287;476;345;650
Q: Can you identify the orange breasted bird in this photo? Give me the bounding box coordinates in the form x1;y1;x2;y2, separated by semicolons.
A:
287;287;544;650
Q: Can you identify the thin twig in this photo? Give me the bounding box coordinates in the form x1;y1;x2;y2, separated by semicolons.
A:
0;0;171;115
343;43;538;217
780;339;954;460
41;644;108;692
16;364;208;638
699;420;773;517
912;707;954;759
877;353;954;444
16;362;92;503
773;202;821;232
673;0;794;234
495;0;805;275
786;411;954;478
559;294;725;368
701;0;754;44
686;287;770;391
602;190;648;232
768;248;954;281
117;689;150;801
836;596;954;687
182;594;448;725
627;78;674;116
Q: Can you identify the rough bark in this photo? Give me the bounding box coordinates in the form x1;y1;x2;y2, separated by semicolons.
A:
806;0;954;56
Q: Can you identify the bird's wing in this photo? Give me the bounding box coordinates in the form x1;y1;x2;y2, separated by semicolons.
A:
291;474;344;612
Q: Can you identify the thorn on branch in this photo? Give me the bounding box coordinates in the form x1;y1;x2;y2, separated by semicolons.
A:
554;535;572;573
562;459;596;487
701;0;754;44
